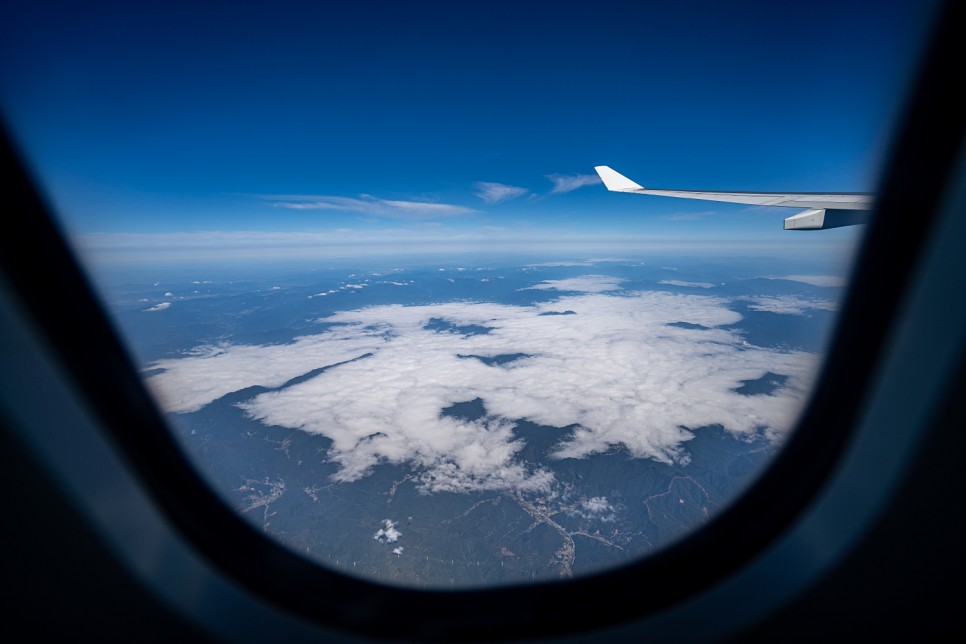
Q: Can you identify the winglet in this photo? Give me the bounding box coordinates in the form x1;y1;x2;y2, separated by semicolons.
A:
594;166;645;192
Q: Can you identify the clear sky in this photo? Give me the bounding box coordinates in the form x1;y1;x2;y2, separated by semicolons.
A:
0;0;941;263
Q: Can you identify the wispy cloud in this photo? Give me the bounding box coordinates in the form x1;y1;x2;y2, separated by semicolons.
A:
524;275;624;292
144;302;171;312
146;289;818;495
264;194;477;219
527;261;597;267
766;275;847;288
474;182;529;204
739;295;837;315
658;280;715;289
546;173;602;194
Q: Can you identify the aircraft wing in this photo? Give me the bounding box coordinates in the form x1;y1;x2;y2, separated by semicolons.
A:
594;165;874;230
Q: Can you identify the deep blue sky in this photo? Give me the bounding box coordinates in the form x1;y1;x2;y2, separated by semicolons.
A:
0;1;941;261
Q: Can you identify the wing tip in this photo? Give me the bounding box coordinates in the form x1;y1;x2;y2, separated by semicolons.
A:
594;166;644;192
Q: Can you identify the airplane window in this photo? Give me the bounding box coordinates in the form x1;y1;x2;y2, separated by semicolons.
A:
0;0;941;591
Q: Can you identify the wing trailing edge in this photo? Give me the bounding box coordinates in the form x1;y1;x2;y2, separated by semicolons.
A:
593;165;874;230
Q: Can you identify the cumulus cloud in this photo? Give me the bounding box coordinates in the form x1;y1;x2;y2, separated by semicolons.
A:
565;496;619;522
546;173;603;194
740;295;837;315
582;496;613;514
144;302;171;312
767;275;847;288
146;289;818;495
474;182;529;204
524;275;625;293
308;283;370;298
658;280;715;289
265;194;477;219
374;519;401;544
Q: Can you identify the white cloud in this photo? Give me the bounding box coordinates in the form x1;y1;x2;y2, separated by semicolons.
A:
308;284;367;299
144;302;171;312
266;194;477;219
658;280;715;289
147;290;818;495
740;295;837;315
565;496;618;522
524;275;624;293
146;329;387;413
474;182;529;204
374;519;401;544
582;496;612;514
392;547;404;556
767;275;847;288
546;173;602;194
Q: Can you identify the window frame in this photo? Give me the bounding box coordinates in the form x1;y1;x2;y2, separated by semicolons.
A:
0;2;962;639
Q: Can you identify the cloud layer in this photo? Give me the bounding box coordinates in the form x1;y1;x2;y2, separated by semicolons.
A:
147;285;818;494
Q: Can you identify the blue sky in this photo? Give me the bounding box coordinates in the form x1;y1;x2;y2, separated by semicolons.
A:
0;1;940;262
